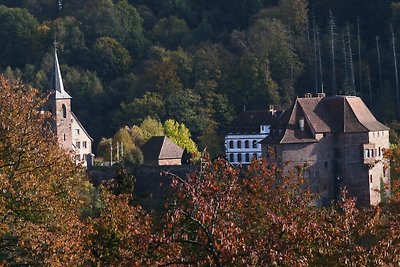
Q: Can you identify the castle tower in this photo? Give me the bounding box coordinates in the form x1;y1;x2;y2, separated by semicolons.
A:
49;43;73;151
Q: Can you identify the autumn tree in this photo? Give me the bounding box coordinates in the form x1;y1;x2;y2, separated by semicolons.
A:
0;77;92;265
153;154;323;265
88;187;153;266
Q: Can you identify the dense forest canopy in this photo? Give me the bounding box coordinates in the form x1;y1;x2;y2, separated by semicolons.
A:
2;0;400;153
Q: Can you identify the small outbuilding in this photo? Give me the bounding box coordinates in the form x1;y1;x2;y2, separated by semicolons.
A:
142;136;184;166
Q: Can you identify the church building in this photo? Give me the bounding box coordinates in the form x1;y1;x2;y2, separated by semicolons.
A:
47;45;93;167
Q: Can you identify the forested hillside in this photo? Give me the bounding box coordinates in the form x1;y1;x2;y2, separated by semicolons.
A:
1;0;400;150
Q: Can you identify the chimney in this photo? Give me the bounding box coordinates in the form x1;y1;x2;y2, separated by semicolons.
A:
317;92;326;98
299;117;305;131
304;93;312;98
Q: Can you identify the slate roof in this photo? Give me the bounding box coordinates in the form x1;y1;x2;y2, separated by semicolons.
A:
262;95;389;145
142;136;184;161
229;110;283;134
50;48;71;99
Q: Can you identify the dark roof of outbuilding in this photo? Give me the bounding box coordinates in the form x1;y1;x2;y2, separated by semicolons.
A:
262;95;389;145
229;110;283;133
142;136;184;161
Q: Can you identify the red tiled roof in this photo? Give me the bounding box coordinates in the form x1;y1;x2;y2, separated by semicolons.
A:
263;95;388;145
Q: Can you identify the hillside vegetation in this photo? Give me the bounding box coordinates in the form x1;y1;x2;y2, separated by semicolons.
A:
1;0;400;151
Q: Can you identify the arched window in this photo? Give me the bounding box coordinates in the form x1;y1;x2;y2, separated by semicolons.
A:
245;153;250;162
229;154;234;162
237;153;242;162
62;104;67;118
237;140;242;149
244;140;249;148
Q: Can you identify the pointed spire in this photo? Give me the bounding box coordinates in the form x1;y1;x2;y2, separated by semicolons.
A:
50;40;71;99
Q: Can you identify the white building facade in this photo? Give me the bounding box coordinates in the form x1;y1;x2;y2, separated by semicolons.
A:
71;113;93;167
225;107;281;165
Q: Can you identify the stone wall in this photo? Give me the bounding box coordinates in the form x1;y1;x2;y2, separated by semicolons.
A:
279;135;335;205
336;132;370;206
262;130;390;206
367;130;390;205
158;158;182;166
55;98;72;151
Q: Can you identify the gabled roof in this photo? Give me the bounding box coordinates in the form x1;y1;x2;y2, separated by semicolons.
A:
263;95;389;145
50;47;71;99
142;136;184;161
229;110;283;133
71;112;93;141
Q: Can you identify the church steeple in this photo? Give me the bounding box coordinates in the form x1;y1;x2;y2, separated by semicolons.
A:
50;41;71;99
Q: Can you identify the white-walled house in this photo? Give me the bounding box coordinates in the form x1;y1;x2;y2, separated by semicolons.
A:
71;112;93;166
225;106;282;165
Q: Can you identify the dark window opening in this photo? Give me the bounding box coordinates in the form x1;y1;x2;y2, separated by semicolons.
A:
245;153;250;162
237;140;242;149
62;104;67;118
229;140;234;149
244;140;249;148
237;153;242;162
252;140;258;148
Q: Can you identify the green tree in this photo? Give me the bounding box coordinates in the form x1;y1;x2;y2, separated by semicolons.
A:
165;89;210;136
92;37;132;79
119;92;165;126
139;117;164;140
113;126;143;165
151;16;191;49
163;119;199;155
239;52;279;109
247;18;303;107
143;55;184;95
0;6;40;68
79;0;143;45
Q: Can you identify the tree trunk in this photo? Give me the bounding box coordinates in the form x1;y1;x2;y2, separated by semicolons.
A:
391;24;400;110
329;11;337;95
347;24;356;94
317;26;324;93
357;18;363;97
376;36;383;95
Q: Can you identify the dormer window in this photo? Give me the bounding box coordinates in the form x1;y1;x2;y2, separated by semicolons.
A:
299;117;305;131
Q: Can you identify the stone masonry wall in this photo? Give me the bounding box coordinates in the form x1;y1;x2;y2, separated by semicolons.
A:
367;130;390;205
55;99;72;151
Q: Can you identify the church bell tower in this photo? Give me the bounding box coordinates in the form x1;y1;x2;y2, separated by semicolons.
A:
49;42;73;151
